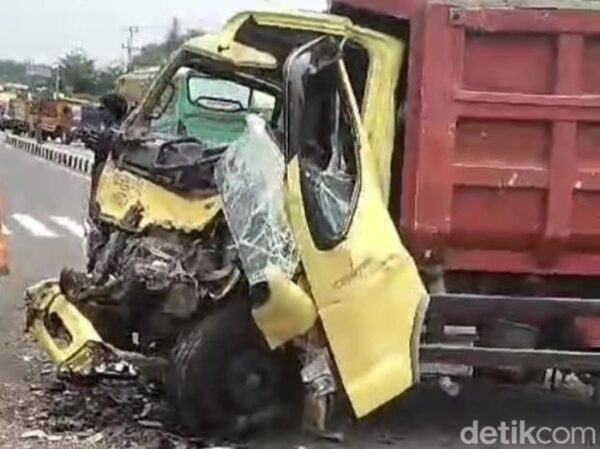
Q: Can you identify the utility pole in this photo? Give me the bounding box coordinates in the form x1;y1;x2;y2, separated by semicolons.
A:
55;65;61;98
122;26;140;72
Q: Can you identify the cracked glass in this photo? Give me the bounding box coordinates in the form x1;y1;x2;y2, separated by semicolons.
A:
215;114;299;285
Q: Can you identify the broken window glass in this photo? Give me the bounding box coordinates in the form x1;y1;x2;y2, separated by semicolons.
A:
215;114;299;285
292;57;359;251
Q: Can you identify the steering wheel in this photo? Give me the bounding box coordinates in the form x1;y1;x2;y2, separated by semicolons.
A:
155;136;205;165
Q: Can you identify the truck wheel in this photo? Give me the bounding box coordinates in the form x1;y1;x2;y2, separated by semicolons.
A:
166;299;299;435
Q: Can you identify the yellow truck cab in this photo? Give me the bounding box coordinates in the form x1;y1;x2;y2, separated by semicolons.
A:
26;10;428;435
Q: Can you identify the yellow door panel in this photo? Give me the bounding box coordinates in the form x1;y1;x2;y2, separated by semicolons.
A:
287;156;427;417
284;43;428;418
95;161;221;233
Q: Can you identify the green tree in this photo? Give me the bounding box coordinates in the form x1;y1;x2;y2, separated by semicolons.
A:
0;60;27;84
59;50;96;94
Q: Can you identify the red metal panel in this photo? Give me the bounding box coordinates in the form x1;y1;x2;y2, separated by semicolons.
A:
401;4;600;275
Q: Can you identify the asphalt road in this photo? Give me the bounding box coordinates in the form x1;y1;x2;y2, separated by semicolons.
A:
0;140;88;375
1;140;600;448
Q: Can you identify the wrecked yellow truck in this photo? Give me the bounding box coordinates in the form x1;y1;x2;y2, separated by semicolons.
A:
25;11;427;434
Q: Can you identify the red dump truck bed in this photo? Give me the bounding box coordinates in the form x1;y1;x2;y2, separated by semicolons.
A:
337;0;600;276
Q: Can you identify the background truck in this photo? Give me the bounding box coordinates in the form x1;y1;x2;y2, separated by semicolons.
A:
2;97;31;135
0;92;17;131
25;0;600;437
71;104;107;145
32;98;79;144
115;67;159;108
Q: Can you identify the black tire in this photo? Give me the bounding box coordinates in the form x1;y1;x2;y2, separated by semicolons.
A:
166;299;300;435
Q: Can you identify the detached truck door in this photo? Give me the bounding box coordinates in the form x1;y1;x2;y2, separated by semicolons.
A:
283;37;429;418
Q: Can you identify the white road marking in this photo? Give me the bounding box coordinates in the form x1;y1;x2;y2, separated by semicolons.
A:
50;216;84;238
11;213;58;238
1;224;11;235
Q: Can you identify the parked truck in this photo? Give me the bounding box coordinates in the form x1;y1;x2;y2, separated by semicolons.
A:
32;98;80;144
0;92;17;131
115;67;160;108
25;0;600;436
3;96;31;135
70;104;107;146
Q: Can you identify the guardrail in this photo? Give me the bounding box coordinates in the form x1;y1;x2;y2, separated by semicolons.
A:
3;134;94;176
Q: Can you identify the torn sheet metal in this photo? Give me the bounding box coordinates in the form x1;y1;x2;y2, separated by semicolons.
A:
215;115;299;285
25;280;132;377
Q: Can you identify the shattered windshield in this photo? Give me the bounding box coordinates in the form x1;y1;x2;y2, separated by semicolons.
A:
215;114;299;285
131;63;277;147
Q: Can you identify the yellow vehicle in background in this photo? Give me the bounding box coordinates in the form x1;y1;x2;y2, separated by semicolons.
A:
115;67;159;108
0;91;18;130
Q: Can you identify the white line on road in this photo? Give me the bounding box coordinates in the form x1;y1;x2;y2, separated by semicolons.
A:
50;216;84;238
11;213;58;238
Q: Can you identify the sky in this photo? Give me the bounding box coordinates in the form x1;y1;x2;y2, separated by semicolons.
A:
0;0;326;66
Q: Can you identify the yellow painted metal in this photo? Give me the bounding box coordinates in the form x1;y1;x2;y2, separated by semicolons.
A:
284;62;428;418
95;162;221;233
229;10;354;35
349;31;403;202
26;281;104;372
252;268;318;350
183;35;278;69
